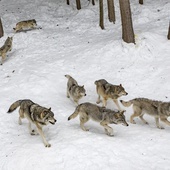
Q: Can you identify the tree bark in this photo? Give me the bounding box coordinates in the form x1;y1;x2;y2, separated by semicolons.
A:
76;0;81;10
168;22;170;40
0;18;4;38
119;0;135;43
92;0;95;5
107;0;116;24
139;0;143;5
99;0;104;29
66;0;70;5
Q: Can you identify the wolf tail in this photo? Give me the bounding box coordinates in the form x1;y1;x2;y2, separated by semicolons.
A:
7;100;22;113
120;100;133;107
65;74;72;79
68;105;80;121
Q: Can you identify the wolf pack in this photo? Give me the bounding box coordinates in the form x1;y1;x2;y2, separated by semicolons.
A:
2;20;170;147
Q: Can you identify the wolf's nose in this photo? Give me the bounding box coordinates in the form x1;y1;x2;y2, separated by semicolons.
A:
85;94;86;96
126;93;128;95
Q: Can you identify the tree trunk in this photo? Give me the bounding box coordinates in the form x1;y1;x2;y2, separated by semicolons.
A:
119;0;135;43
0;18;4;38
107;0;116;24
168;22;170;40
76;0;81;10
139;0;143;5
66;0;70;5
99;0;104;29
92;0;95;5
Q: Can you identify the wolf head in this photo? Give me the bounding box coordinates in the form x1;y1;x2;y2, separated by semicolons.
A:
77;85;86;97
40;108;57;125
113;110;129;126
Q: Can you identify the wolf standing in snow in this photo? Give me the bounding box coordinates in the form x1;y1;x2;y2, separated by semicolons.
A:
120;98;170;129
94;79;128;110
68;102;128;136
65;74;86;105
7;99;56;147
0;36;13;65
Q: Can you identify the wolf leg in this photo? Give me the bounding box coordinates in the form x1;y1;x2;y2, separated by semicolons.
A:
36;123;51;147
139;114;148;124
155;117;164;129
96;95;101;104
79;115;89;131
160;117;170;127
130;106;142;124
100;122;113;136
113;99;121;110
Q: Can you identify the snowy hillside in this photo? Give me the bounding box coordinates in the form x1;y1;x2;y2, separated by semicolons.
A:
0;0;170;170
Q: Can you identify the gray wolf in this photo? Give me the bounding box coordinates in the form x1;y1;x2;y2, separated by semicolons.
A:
65;74;86;105
94;79;128;110
7;99;56;147
68;102;128;136
0;37;13;65
13;19;37;32
120;98;166;129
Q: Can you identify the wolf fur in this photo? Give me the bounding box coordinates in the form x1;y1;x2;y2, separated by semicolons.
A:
94;79;128;110
65;74;86;105
7;99;56;147
68;102;128;136
120;98;166;129
13;19;37;32
0;37;13;65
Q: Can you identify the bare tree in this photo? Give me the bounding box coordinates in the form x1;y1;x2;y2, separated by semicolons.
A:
66;0;69;5
119;0;135;43
139;0;143;5
76;0;81;10
107;0;116;24
168;22;170;40
99;0;104;29
0;18;4;38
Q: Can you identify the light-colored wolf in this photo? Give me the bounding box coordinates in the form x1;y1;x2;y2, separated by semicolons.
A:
7;99;56;147
120;98;166;129
94;79;128;110
65;74;86;105
13;19;37;32
0;37;13;65
68;102;128;136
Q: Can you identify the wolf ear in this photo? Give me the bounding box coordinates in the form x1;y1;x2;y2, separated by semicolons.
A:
82;85;84;88
40;112;45;119
48;107;51;111
120;84;122;87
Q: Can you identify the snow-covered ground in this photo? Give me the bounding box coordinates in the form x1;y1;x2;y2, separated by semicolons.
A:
0;0;170;169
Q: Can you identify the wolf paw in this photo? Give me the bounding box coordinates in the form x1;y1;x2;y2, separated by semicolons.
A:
45;143;51;147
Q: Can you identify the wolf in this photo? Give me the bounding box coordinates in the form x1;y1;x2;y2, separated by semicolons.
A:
120;98;165;129
7;99;56;147
0;37;13;65
68;102;128;136
65;74;86;105
94;79;128;110
13;19;37;32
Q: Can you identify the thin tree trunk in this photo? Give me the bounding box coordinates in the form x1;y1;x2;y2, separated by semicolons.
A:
76;0;81;10
99;0;104;29
92;0;95;5
0;18;4;38
139;0;143;5
168;22;170;40
119;0;135;43
107;0;116;24
66;0;70;5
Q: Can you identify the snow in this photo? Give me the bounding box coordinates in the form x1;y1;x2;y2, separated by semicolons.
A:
0;0;170;170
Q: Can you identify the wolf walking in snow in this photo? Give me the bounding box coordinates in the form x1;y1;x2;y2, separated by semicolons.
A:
13;19;37;32
94;79;128;110
120;98;170;129
68;102;128;136
0;36;13;65
7;99;56;147
65;74;86;105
